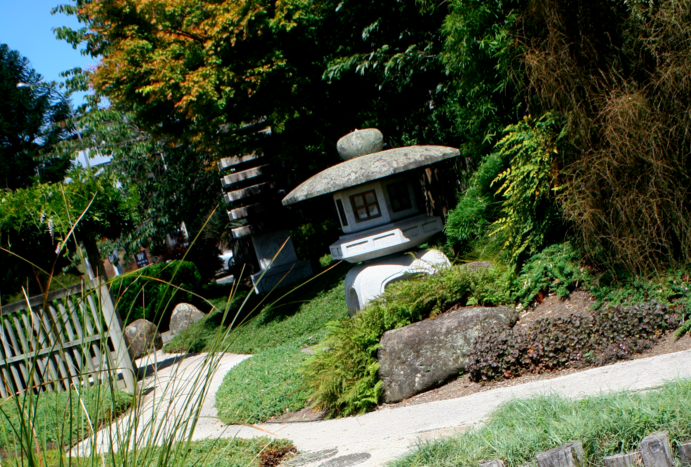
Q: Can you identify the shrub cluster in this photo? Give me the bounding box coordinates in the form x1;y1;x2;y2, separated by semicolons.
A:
111;260;203;326
514;242;591;307
467;302;680;381
300;264;514;417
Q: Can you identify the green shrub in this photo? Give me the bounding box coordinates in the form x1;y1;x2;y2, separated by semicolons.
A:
514;242;591;307
301;265;514;417
590;268;691;309
446;113;565;264
491;113;564;263
445;151;507;255
111;260;203;326
467;302;680;381
391;379;691;467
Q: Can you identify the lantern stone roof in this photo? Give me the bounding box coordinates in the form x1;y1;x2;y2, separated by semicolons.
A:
282;145;460;205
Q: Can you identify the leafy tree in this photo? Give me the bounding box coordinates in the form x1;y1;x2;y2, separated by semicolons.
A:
441;0;524;162
0;169;135;302
48;95;223;259
53;0;461;179
0;44;73;189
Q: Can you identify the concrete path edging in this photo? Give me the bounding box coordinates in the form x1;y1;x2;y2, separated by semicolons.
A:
212;349;691;467
75;348;691;467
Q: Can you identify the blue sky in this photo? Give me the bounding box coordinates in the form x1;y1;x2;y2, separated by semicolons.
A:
0;0;97;106
1;0;110;166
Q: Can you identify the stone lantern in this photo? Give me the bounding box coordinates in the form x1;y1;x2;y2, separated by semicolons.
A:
282;129;461;314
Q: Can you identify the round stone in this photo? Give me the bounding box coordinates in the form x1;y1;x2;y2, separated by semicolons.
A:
337;128;384;160
169;303;206;335
124;319;163;359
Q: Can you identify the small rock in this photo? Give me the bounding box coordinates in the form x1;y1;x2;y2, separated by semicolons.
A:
337;128;384;160
378;306;517;403
169;303;206;336
124;319;163;359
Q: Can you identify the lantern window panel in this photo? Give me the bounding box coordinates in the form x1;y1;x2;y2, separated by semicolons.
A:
387;181;413;213
350;190;382;222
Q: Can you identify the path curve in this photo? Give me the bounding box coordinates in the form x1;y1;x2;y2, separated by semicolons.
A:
75;349;691;467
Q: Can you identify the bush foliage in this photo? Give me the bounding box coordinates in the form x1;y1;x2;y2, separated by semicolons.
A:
514;242;591;307
111;260;203;326
300;265;514;417
468;302;680;382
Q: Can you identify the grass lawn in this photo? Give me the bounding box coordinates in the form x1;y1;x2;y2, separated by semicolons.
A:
0;385;131;452
26;437;294;467
164;263;350;424
392;379;691;467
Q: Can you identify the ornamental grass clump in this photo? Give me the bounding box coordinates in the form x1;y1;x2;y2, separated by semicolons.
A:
391;379;691;467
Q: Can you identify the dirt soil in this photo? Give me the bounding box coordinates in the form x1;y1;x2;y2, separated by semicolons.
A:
276;290;691;419
517;290;595;326
260;445;297;467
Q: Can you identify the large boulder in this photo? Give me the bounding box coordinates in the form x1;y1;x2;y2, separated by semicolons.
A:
378;306;517;402
124;319;163;359
169;303;206;336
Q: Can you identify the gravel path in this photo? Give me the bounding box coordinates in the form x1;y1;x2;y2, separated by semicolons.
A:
74;349;691;467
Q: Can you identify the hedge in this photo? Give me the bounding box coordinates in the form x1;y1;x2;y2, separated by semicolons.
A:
111;260;202;327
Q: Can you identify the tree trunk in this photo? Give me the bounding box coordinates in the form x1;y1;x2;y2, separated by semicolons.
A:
82;232;108;282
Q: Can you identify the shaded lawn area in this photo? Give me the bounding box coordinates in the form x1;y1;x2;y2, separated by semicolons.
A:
164;262;350;355
391;379;691;467
164;263;350;424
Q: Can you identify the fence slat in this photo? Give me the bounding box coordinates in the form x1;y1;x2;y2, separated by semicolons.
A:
66;299;96;386
0;320;25;394
47;305;80;389
20;311;51;392
57;302;89;386
4;317;29;389
0;282;135;396
76;297;105;384
11;314;41;391
31;308;64;391
38;308;72;391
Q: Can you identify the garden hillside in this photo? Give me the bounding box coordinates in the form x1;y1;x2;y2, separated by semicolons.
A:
6;0;691;299
2;1;691;466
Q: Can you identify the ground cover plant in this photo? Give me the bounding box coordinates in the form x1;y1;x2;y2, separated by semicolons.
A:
30;437;295;467
468;302;680;381
391;379;691;467
207;265;350;424
0;386;131;452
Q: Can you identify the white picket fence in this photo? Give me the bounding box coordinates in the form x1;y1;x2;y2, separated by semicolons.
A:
0;281;135;396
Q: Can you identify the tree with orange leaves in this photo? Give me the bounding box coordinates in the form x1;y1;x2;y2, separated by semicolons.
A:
53;0;453;177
